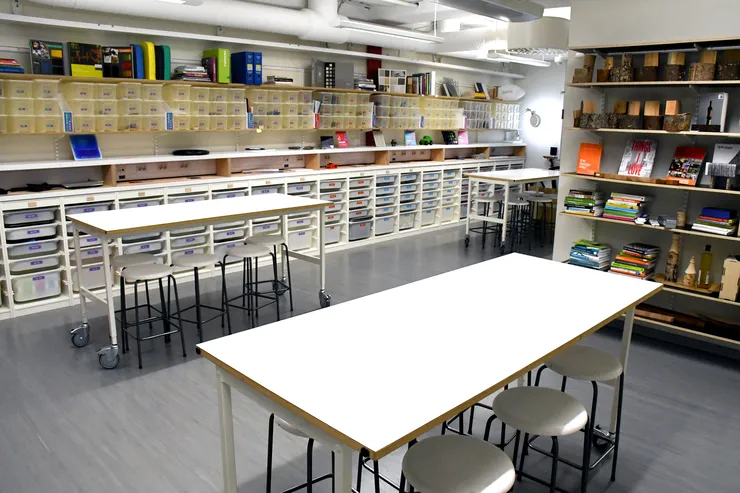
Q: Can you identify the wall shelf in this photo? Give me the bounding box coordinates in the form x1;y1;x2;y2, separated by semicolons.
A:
562;172;740;196
657;284;740;308
633;315;740;348
566;127;740;139
568;80;740;89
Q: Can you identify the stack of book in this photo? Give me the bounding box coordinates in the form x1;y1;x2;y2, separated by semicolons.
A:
0;58;24;74
569;239;612;271
355;76;376;91
172;65;210;82
610;243;660;280
406;71;436;96
265;75;294;85
603;192;648;222
564;189;605;216
691;208;738;236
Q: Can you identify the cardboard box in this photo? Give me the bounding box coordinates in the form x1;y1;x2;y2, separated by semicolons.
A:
719;257;740;301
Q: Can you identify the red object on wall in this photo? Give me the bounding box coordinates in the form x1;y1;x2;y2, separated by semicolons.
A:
367;46;382;84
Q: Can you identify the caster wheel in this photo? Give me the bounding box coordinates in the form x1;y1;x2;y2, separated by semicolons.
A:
319;291;331;308
71;329;90;348
99;352;120;370
464;236;470;248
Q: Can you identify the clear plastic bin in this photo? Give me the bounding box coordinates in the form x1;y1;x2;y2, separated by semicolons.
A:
210;88;227;102
5;208;55;226
0;97;4;114
324;225;340;244
164;84;191;101
94;83;117;100
118;99;143;116
320;180;342;192
122;241;163;255
253;116;266;129
252;102;267;116
33;79;60;99
5;223;57;242
191;86;210;102
298;103;312;116
399;212;416;230
248;89;268;103
191;115;210;131
371;94;391;106
12;270;62;302
350;178;372;189
421;209;435;226
170;101;191;114
228;115;246;130
422;200;439;209
145;115;166;132
376;216;396;235
284;104;298;116
36;115;63;134
376;206;396;217
288;229;313;250
346;93;357;105
375;105;391;117
96;100;117;116
375;184;398;197
349;189;370;199
376;196;396;207
34;99;62;116
173;114;190;131
422;191;439;200
266;115;282;130
7;115;34;134
7;98;34;116
349;218;372;241
299;115;314;129
400;184;418;193
10;254;61;274
0;115;6;134
298;90;312;104
282;91;299;103
349;199;370;210
210;102;227;116
117;82;142;100
143;101;165;115
210;115;228;131
143;83;164;100
345;117;356;129
400;193;417;204
171;234;207;249
69;100;95;116
269;91;282;103
377;116;390;128
227;88;245;103
192;101;210;116
228;102;245;116
8;239;59;259
119;116;143;132
442;197;455;207
442;188;456;198
5;80;34;98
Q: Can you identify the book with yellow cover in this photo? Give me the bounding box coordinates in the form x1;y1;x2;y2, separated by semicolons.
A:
140;41;156;80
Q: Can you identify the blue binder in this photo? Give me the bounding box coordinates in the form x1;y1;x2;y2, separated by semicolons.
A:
231;51;254;85
131;44;144;79
254;52;262;85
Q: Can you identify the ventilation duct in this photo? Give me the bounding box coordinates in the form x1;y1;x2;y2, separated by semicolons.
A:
507;17;569;59
434;0;543;22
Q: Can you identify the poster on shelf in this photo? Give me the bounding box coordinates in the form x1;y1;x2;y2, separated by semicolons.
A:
618;140;657;177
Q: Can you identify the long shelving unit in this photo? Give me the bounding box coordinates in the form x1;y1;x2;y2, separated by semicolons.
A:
567;127;740;139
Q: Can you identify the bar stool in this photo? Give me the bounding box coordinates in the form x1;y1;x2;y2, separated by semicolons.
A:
507;195;532;253
247;234;294;311
492;386;589;493
171;253;231;344
527;194;557;247
119;263;186;369
401;435;515;493
266;414;334;493
223;243;278;327
531;345;625;482
466;192;504;249
113;253;159;354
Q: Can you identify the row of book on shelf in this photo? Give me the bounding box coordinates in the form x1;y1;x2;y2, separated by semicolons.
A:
570;240;660;280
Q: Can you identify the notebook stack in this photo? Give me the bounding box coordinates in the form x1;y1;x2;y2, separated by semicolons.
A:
564;189;605;216
603;192;648;222
610;243;660;280
691;208;738;236
172;65;210;82
0;58;24;74
569;239;612;271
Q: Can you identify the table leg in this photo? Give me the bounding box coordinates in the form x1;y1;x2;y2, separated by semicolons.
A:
464;179;473;248
500;184;510;255
70;226;91;348
334;444;353;493
610;306;635;433
318;208;331;308
97;234;120;369
217;369;238;493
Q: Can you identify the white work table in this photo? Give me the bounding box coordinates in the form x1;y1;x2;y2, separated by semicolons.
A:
66;193;331;369
197;253;661;493
464;168;560;253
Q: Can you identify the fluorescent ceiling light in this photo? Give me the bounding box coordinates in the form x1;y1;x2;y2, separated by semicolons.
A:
371;0;419;6
156;0;204;5
339;19;444;43
488;53;550;67
156;0;186;4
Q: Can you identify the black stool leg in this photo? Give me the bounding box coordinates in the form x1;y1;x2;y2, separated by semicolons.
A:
561;376;568;392
283;243;294;311
512;429;521;474
373;460;381;493
266;414;274;493
145;280;154;335
120;276;128;354
356;449;365;492
242;258;247;308
549;437;560;493
271;252;280;321
482;201;489;249
306;439;314;493
254;256;260;319
330;451;335;493
467;405;476;435
611;373;625;482
194;267;203;343
518;432;530;481
169;276;186;358
581;381;598;493
134;281;142;370
247;257;255;327
221;261;232;334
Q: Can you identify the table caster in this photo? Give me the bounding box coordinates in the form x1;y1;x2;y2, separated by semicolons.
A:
70;322;90;348
97;345;120;370
464;235;470;248
319;290;331;308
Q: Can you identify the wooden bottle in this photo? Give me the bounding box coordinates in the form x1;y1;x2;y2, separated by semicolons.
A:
665;234;680;282
683;256;697;287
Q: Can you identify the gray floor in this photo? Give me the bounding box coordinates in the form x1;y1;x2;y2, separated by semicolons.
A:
1;226;739;493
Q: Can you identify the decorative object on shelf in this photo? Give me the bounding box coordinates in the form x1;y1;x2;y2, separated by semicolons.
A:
692;92;729;132
619;101;641;130
663;52;686;81
706;161;738;190
676;210;687;228
619;140;657;177
458;130;469;145
597;57;613;83
497;85;525;101
643;101;663;130
573;109;583;128
320;135;334;149
683;256;698;287
572;54;595;83
655;273;721;296
404;130;416;146
719;256;740;301
688;51;717;81
666;146;706;186
576;143;603;175
69;134;102;160
662;100;691;132
716;49;740;80
634;52;659;82
698;244;714;288
442;130;457;145
390;139;398;147
604;112;620;129
610;54;634;83
665;233;681;282
439;78;459;97
67;42;102;78
335;131;349;149
579;100;603;129
419;135;433;145
691;207;738;236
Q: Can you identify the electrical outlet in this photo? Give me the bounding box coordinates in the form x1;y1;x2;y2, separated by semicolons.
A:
180;162;189;169
158;163;167;170
136;164;147;172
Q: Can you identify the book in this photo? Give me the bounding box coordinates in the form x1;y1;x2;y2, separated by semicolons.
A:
132;44;144;79
155;45;171;80
701;207;736;220
697;215;736;224
691;224;737;235
202;57;217;83
30;40;66;75
619;140;657;177
203;48;231;83
693;92;729;132
254;52;263;85
458;130;469;145
336;131;349;149
231;52;254;84
666;146;706;186
610;192;647;201
103;47;134;78
140;41;156;80
67;42;102;77
577;143;603;175
404;130;416;146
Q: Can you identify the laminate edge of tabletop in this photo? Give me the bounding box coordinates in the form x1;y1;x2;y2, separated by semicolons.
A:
200;282;662;461
65;202;329;236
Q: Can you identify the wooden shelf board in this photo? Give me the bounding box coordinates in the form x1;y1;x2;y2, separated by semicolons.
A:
0;128;492;137
559;212;740;243
633;315;740;348
568;80;740;88
659;285;740;308
570;36;740;54
563;172;740;196
567;127;740;138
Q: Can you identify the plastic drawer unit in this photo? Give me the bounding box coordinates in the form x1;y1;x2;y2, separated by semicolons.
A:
288;229;313;251
324;225;341;244
9;254;61;274
442;197;456;206
287;184;311;195
214;241;242;259
376;186;396;197
399;212;416;230
122;241;163;255
169;194;207;204
214;228;246;242
421;210;436;226
70;246;104;264
443;179;459;188
376;175;396;185
171;234;207;249
251;187;279;196
72;265;106;291
441;206;455;222
348;189;370;200
400;184;418;193
122;231;161;244
400;173;418;184
253;222;280;235
422;191;439;200
5;208;56;226
321;192;344;202
399;203;418;213
349;199;370;210
400;194;417;204
65;203;111;233
325;202;343;214
68;235;102;249
12;270;62;302
288;217;313;229
349;218;373;241
349;178;372;189
375;197;396;207
376;206;396;217
375;216;396;236
6;224;57;243
422;200;440;210
320;180;342;192
423;172;441;182
442;188;456;198
324;213;343;225
348;208;371;220
443;170;457;178
213;190;247;200
422;182;440;191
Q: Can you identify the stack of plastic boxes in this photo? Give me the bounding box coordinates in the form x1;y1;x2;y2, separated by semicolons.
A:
248;89;314;130
317;91;372;130
1;79;63;134
493;102;520;130
371;94;420;129
462;101;494;130
420;98;463;130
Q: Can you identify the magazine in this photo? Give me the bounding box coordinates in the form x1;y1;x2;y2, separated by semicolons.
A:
618;140;657;177
666;146;706;186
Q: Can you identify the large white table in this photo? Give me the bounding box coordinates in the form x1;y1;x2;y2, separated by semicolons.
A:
464;169;560;253
197;253;661;493
66;193;331;370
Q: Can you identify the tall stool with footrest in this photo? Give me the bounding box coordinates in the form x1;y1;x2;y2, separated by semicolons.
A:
222;243;278;327
247;234;294;312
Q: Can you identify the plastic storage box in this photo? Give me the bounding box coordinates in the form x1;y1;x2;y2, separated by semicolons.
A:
120;199;161;209
400;194;417;203
349;178;372;189
214;228;246;242
421;210;435;226
9;254;61;274
423;172;440;181
171;234;207;249
376;206;395;217
253;223;279;234
320;180;343;192
422;191;439;200
400;203;418;212
349;218;373;241
5;208;55;226
122;240;163;255
171;248;207;265
288;229;313;250
288;217;313;229
375;216;396;235
441;206;455;222
214;241;241;259
143;84;164;101
4;80;33;99
212;190;246;200
72;264;106;291
168;194;206;204
33;79;60;99
349;199;370;210
324;225;341;244
400;184;418;193
164;84;191;101
376;175;396;185
68;235;102;248
325;213;343;225
349;189;370;199
6;224;57;243
349;209;371;220
8;239;59;259
320;192;344;202
399;212;415;230
376;186;396;197
422;182;440;191
118;82;142;100
376;196;396;207
422;200;439;209
287;184;311;195
12;270;62;302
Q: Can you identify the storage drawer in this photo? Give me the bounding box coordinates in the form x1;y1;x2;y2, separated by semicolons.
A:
443;179;459;188
325;202;344;213
9;254;61;274
349;189;370;200
376;206;396;217
214;221;246;230
324;213;344;225
421;209;435;226
70;246;104;264
213;190;246;200
349;199;370;210
400;173;418;183
172;225;207;236
422;191;439;200
399;212;416;230
443;170;457;178
168;194;207;204
287;184;312;195
122;232;161;243
442;197;455;206
66;203;111;215
122;241;163;255
214;241;242;259
376;186;396;197
400;194;417;204
5;208;56;226
324;225;341;245
213;228;246;242
422;182;439;191
67;235;102;249
288;217;313;229
376;175;396;185
422;200;440;209
6;224;57;243
172;248;207;265
400;184;417;193
72;264;105;291
251;187;279;195
320;180;343;191
288;229;313;251
375;216;396;235
441;206;455;222
120;199;161;209
320;192;344;202
349;178;372;189
12;270;62;302
400;203;418;213
171;234;207;249
442;188;456;198
348;209;371;220
349;218;373;241
423;172;440;181
252;222;280;234
375;196;396;207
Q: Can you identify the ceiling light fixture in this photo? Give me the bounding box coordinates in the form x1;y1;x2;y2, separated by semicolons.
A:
372;0;420;7
488;52;550;67
155;0;204;5
339;18;444;43
156;0;187;4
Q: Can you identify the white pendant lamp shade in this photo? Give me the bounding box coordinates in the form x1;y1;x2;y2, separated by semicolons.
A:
506;17;569;59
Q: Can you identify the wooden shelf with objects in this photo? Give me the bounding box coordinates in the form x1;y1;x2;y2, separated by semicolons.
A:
558;36;740;353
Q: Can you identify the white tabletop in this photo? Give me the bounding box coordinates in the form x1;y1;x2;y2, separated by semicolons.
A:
198;254;661;459
466;169;560;183
66;194;330;236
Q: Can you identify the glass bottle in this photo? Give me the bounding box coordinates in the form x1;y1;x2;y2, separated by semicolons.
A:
699;245;713;288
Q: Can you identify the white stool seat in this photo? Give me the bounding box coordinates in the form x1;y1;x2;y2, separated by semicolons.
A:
173;253;218;270
226;244;271;259
121;263;173;282
493;387;587;437
546;346;623;382
247;234;286;247
112;253;157;271
402;435;515;493
275;416;309;439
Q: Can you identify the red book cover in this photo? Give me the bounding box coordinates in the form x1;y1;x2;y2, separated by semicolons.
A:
202;57;217;83
336;131;349;148
618;140;656;177
666;146;706;186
